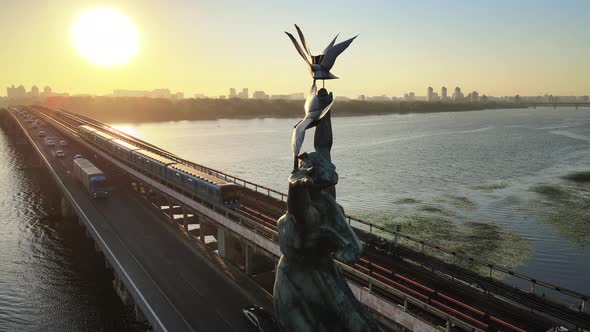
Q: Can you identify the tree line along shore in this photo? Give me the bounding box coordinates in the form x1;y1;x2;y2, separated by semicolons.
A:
14;96;525;123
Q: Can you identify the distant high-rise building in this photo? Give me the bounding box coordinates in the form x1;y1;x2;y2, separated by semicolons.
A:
42;86;53;98
469;91;479;102
7;85;26;98
253;90;269;100
427;86;434;102
229;88;237;98
452;87;463;101
358;95;366;101
237;88;249;99
30;85;39;97
441;86;447;100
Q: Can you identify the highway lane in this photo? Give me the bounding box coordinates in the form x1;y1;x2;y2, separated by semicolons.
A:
16;112;266;331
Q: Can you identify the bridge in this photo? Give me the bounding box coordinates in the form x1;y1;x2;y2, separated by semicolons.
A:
523;102;590;109
1;104;589;332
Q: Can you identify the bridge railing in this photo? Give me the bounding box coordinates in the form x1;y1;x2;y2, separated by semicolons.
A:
345;215;589;311
339;263;485;331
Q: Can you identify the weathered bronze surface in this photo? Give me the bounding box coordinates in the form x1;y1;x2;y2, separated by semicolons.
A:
274;44;379;329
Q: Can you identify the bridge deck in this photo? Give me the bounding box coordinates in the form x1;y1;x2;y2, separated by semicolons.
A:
8;108;271;331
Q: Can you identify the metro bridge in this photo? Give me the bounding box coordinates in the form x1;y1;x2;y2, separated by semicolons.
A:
1;105;589;332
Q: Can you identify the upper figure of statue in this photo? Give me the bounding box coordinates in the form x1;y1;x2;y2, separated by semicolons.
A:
285;25;357;171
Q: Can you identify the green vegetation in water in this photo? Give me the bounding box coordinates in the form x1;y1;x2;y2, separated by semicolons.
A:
418;205;456;216
351;210;530;276
530;184;572;201
435;194;479;210
529;183;590;247
471;181;511;192
562;171;590;184
395;198;419;204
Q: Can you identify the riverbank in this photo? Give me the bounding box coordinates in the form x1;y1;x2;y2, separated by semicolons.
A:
39;96;526;123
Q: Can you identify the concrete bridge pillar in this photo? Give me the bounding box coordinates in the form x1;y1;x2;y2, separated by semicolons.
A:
245;245;274;276
199;220;216;242
217;228;226;257
113;274;131;306
60;196;76;218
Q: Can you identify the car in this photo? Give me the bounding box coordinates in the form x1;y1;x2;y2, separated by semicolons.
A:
31;123;38;128
73;154;83;159
46;140;55;147
59;140;68;147
55;150;65;158
242;305;278;332
38;131;46;137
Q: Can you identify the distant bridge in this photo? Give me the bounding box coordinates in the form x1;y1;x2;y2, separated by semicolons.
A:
1;105;589;331
524;102;590;109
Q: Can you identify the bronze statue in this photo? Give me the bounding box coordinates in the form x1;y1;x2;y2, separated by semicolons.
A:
274;25;379;332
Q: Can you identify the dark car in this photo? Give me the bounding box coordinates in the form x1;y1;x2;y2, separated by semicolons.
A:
242;305;278;332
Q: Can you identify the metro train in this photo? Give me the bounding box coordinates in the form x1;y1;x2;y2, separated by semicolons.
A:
77;125;240;208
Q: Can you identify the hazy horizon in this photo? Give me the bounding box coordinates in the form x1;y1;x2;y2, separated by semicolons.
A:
1;0;589;98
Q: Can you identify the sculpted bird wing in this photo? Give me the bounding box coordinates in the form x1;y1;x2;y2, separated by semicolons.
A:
304;82;318;115
320;35;358;71
285;31;310;65
322;34;339;55
295;24;312;59
292;118;314;159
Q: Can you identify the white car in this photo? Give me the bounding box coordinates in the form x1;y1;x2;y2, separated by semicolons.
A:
59;140;68;147
56;150;65;158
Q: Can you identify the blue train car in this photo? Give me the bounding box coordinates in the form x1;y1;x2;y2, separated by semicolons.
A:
109;138;141;163
131;149;177;179
167;163;240;208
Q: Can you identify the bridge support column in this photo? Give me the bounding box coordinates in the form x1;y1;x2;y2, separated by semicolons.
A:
113;274;131;306
134;304;147;323
200;219;216;242
60;196;76;218
217;228;226;257
245;245;274;276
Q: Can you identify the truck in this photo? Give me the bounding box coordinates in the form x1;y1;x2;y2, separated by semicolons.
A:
72;158;109;198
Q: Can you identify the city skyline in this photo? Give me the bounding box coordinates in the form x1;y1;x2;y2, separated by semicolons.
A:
1;1;589;98
5;83;589;104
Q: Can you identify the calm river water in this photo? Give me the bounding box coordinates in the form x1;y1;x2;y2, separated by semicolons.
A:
1;107;589;330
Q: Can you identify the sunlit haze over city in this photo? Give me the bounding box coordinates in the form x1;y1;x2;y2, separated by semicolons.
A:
1;0;589;98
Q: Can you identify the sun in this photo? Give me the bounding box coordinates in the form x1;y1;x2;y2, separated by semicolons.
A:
71;8;139;66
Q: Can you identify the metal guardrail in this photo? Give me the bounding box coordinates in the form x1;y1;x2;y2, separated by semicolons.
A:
30;105;590;313
339;263;484;332
345;215;590;311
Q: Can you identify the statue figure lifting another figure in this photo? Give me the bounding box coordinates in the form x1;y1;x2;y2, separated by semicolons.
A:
273;25;379;332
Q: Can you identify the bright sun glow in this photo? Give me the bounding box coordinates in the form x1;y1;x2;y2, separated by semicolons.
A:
71;8;139;66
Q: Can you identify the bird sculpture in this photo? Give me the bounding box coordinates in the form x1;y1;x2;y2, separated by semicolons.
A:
285;24;357;80
286;25;357;171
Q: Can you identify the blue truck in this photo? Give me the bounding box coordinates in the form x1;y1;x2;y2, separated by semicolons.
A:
72;158;109;198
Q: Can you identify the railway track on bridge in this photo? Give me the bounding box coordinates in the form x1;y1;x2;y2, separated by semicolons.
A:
25;105;590;331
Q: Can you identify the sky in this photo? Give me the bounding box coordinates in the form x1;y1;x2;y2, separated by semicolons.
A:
1;0;589;98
